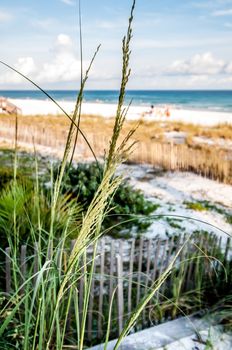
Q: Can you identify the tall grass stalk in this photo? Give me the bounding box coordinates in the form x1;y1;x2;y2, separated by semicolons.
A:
49;44;100;250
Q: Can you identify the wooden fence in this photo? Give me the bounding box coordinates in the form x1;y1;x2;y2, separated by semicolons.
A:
131;140;232;184
0;117;231;184
3;234;231;342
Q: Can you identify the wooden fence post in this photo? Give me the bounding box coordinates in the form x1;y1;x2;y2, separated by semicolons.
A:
143;239;152;322
117;253;124;335
98;239;105;339
136;238;144;305
87;262;96;342
128;239;135;316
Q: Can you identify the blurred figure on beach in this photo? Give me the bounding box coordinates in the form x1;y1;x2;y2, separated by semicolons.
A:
142;104;171;119
164;107;171;118
142;104;154;118
149;104;154;115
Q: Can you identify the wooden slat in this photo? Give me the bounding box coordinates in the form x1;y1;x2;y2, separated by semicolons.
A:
166;236;175;267
143;239;152;322
211;235;219;260
152;238;161;282
204;233;211;275
79;255;85;326
224;237;231;265
180;234;189;290
150;238;161;309
109;240;115;333
87;263;96;341
66;240;76;332
158;239;168;278
195;234;205;289
98;239;105;339
5;247;11;293
145;239;152;290
217;236;222;271
157;239;168;300
160;236;175;296
109;240;115;303
208;235;220;293
136;238;144;305
186;242;195;290
178;236;189;294
117;253;124;335
170;235;183;283
128;239;135;316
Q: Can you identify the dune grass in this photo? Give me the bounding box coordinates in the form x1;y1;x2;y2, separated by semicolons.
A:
2;114;232;141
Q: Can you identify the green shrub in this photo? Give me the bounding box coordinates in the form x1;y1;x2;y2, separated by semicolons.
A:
57;162;158;237
0;167;34;192
226;214;232;225
0;168;16;190
184;201;207;211
0;296;24;350
0;180;82;249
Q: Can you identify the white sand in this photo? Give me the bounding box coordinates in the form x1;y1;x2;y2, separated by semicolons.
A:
9;98;145;119
118;164;232;243
9;98;232;126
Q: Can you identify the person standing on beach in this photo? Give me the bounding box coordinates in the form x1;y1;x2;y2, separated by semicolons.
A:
141;104;154;118
164;107;171;118
149;104;154;116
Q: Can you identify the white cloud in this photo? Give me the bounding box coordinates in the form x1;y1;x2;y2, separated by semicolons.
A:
1;57;37;84
225;62;232;73
0;34;86;84
166;53;225;76
15;57;37;76
212;8;232;16
56;33;73;47
60;0;75;6
37;43;80;83
0;10;13;22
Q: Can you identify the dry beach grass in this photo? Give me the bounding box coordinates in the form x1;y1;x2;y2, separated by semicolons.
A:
0;113;231;184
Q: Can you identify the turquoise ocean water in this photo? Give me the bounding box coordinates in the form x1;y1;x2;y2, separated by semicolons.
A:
0;90;232;113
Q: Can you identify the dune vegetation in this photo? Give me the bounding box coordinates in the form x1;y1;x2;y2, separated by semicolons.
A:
0;1;232;349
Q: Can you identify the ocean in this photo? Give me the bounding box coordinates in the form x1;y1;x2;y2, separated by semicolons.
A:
1;90;232;113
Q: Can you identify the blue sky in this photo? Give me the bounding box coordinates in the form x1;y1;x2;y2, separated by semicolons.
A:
0;0;232;89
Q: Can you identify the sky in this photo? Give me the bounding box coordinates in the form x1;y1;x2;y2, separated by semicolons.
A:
0;0;232;90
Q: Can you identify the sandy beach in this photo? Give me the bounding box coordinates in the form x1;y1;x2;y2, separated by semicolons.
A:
9;98;232;126
118;164;232;245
